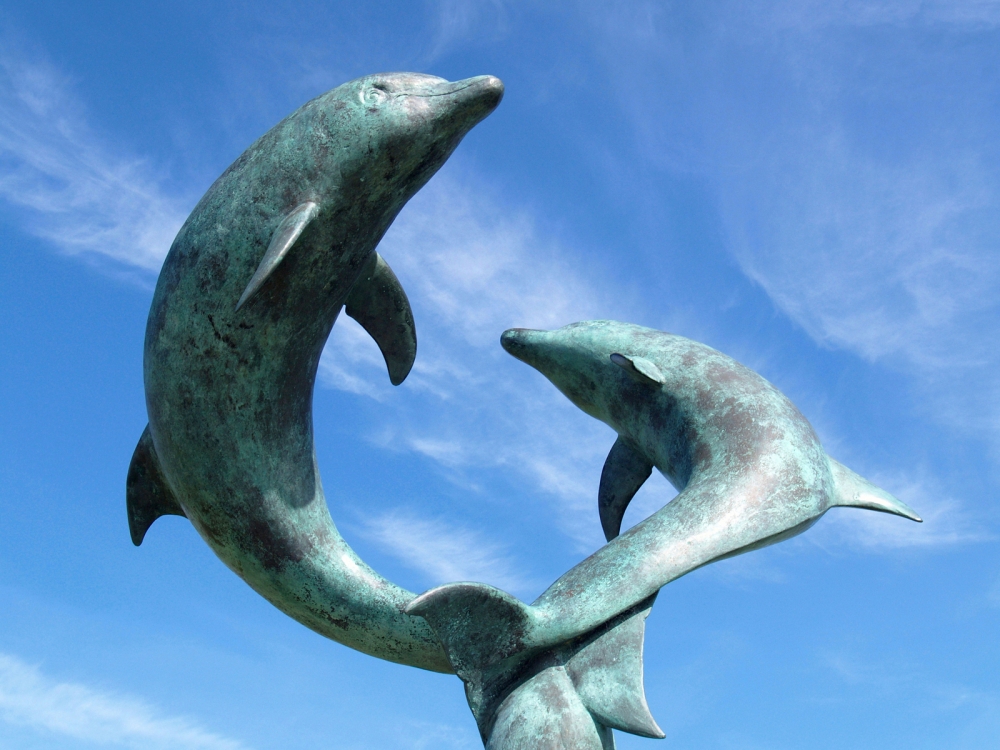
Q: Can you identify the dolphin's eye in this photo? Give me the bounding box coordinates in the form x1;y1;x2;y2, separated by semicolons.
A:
362;85;389;107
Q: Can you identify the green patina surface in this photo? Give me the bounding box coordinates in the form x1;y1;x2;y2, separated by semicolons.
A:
128;70;920;749
408;321;921;748
129;72;503;674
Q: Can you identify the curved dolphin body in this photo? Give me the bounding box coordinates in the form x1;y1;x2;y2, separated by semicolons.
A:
408;321;921;744
127;73;503;673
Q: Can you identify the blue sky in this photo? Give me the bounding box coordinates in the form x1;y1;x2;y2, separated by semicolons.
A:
1;1;998;748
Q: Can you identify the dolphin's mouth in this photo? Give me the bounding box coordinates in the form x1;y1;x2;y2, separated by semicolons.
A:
418;77;505;133
414;75;504;101
416;75;503;142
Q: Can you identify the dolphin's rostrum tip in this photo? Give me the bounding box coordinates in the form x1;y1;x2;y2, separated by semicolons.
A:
500;327;540;360
499;327;521;351
484;75;504;107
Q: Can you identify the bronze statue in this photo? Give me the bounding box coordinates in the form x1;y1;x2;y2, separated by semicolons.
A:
129;76;920;749
128;72;503;673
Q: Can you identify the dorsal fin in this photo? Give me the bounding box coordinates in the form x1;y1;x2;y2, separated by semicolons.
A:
566;600;664;740
599;437;653;541
126;425;186;545
236;201;320;310
344;252;417;385
610;353;664;386
828;458;922;522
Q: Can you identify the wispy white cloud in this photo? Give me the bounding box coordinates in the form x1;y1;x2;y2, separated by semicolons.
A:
716;123;1000;443
321;174;627;550
425;0;510;59
723;137;1000;376
579;3;1000;454
10;16;982;566
383;175;603;347
0;43;186;272
714;100;1000;450
0;653;247;750
356;510;534;595
318;317;390;401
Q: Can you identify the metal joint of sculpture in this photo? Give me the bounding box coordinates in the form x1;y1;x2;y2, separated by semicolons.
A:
128;72;921;750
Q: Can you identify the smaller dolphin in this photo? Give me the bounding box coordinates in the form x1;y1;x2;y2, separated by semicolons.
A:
407;321;920;747
496;321;921;620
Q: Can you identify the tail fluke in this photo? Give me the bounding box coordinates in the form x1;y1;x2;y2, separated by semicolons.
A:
405;582;534;677
407;583;662;746
828;458;922;522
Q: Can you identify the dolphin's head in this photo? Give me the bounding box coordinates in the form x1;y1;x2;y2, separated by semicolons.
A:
323;72;503;204
501;321;640;423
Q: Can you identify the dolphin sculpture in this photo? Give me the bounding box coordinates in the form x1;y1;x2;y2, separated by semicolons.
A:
127;72;503;673
408;320;921;746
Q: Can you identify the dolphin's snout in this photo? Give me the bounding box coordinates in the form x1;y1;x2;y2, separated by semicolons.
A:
501;328;540;361
429;75;504;129
428;75;503;102
463;75;504;110
502;326;605;421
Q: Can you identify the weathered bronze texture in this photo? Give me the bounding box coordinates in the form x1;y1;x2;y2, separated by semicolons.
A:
408;321;921;748
127;69;920;749
127;72;503;673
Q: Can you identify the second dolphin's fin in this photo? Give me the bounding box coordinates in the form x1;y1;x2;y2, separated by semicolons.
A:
599;437;654;540
345;252;417;385
236;201;320;310
126;425;186;546
567;601;664;740
828;458;922;522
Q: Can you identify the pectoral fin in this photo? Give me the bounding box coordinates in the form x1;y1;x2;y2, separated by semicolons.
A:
126;425;186;546
567;599;664;740
610;353;664;387
829;458;922;522
345;252;417;385
236;201;320;310
599;437;654;541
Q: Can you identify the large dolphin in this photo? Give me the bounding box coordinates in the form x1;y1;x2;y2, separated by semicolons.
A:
127;72;503;673
408;320;921;744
